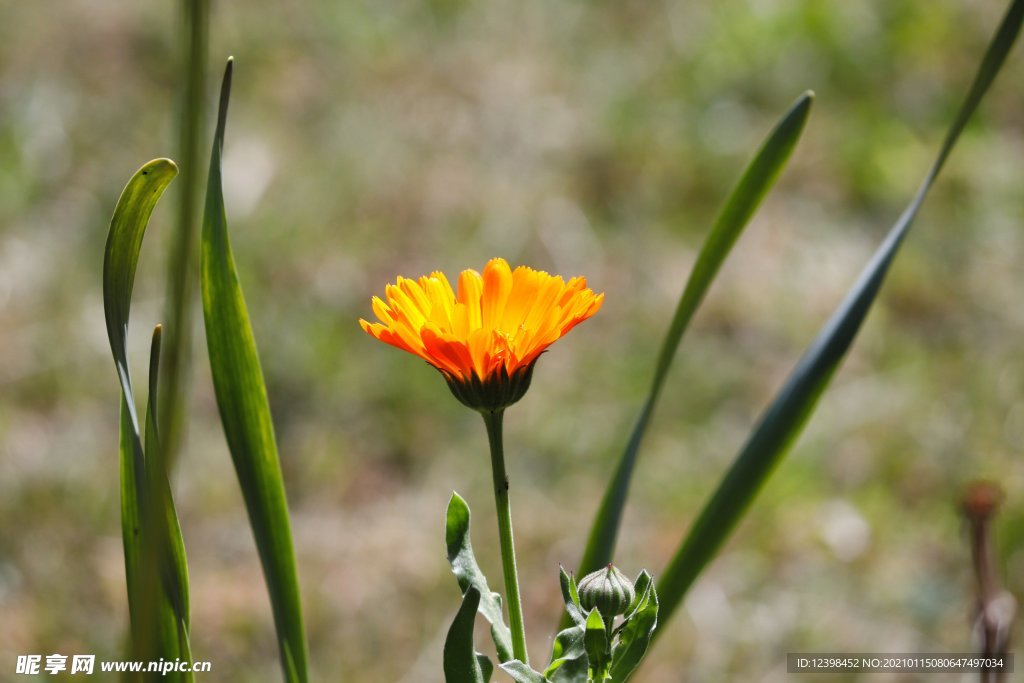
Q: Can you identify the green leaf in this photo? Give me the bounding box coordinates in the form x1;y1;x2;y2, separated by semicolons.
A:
444;587;488;683
119;396;142;636
571;91;814;595
478;654;495;683
143;326;192;681
545;633;589;683
608;585;658;683
446;492;515;662
654;0;1024;637
103;158;194;677
103;158;178;431
200;58;309;683
583;610;609;680
548;625;583;667
500;660;549;683
618;572;651;627
545;623;589;683
559;567;585;627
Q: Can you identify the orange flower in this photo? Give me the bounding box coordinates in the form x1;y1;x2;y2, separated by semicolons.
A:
360;257;603;411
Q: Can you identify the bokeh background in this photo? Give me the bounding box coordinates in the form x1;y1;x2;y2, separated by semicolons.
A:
2;0;1022;680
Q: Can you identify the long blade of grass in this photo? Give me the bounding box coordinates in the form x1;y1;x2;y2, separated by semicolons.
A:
119;396;142;636
200;58;310;683
142;326;193;682
654;0;1024;634
103;158;178;431
146;327;193;663
160;0;211;469
103;159;192;675
570;92;814;605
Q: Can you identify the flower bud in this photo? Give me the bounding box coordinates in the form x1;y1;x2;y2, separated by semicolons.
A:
578;564;635;620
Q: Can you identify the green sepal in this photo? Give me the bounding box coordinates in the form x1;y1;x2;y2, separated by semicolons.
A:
443;586;489;683
445;492;515;662
608;584;658;683
443;362;536;413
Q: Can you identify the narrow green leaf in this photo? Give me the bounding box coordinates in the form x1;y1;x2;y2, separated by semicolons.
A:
619;572;651;626
160;0;212;470
500;660;548;683
119;396;142;635
143;325;193;681
654;0;1024;636
103;158;178;431
477;654;495;683
103;158;192;676
446;492;515;662
572;91;815;592
200;58;309;683
559;567;585;627
608;585;658;683
444;587;487;683
583;610;608;680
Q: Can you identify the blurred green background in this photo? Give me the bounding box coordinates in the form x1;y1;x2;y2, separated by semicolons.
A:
1;0;1022;680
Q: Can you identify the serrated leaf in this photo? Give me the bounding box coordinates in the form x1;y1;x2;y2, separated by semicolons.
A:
444;587;488;683
571;92;814;618
200;58;309;683
654;0;1024;638
446;492;515;662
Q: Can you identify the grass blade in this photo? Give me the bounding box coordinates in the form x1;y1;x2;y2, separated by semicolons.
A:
200;58;310;683
654;0;1024;634
103;159;192;676
142;326;194;682
160;0;211;469
119;396;142;636
570;92;814;604
103;158;178;431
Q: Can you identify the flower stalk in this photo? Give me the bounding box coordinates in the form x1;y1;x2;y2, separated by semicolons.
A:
482;408;529;665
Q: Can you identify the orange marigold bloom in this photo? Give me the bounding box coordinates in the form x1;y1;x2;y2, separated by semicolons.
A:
360;257;603;411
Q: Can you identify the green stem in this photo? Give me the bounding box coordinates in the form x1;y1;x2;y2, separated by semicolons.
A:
482;409;529;665
160;0;209;470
